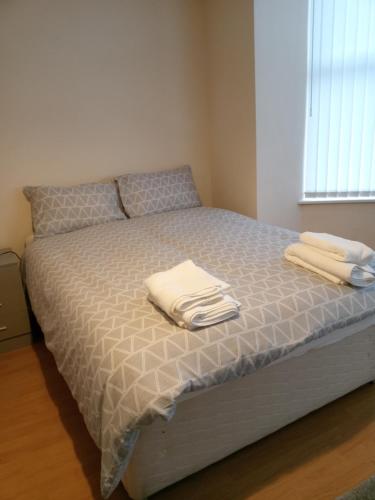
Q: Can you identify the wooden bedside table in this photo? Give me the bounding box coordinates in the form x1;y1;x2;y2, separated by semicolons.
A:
0;250;31;353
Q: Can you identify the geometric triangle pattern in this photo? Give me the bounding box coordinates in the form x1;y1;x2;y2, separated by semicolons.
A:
116;165;201;218
23;182;126;237
24;207;375;498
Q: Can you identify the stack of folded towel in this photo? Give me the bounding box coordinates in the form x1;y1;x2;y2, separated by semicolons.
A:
144;260;240;329
284;232;375;287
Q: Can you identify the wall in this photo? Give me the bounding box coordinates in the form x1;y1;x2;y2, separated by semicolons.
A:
254;0;307;231
254;0;375;247
3;0;369;254
0;0;212;254
301;204;375;249
204;0;257;218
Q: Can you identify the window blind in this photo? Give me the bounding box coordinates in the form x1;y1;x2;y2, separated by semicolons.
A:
303;0;375;200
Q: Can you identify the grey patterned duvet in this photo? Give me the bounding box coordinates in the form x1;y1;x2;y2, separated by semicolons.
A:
24;207;375;498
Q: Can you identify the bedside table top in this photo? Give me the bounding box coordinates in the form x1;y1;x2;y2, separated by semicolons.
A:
0;250;19;267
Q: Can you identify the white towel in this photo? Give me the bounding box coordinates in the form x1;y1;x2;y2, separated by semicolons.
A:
300;232;374;265
285;243;375;287
144;260;240;329
173;294;241;329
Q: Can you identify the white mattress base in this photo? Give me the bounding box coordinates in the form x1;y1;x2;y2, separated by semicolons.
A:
123;325;375;499
178;314;375;404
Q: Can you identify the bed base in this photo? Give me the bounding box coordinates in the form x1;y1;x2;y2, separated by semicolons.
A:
122;327;375;499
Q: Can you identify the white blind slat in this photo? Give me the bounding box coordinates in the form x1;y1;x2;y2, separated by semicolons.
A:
304;0;375;200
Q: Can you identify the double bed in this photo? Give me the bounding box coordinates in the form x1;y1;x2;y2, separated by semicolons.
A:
24;206;375;499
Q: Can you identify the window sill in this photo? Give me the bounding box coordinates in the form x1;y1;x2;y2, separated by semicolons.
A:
299;198;375;205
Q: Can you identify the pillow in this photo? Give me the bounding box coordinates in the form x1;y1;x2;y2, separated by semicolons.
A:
116;165;201;218
23;182;126;237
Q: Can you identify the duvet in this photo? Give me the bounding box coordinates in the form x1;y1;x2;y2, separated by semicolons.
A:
24;207;375;498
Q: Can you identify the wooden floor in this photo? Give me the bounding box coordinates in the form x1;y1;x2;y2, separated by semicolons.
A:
1;343;375;500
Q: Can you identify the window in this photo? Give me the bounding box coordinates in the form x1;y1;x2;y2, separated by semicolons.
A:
303;0;375;201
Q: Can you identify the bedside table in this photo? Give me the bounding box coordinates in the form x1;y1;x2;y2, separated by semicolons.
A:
0;250;31;353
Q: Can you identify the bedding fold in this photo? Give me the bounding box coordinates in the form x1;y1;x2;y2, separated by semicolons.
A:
144;260;240;328
285;243;375;287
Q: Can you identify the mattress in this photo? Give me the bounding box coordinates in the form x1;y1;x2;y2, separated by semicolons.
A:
178;312;375;403
124;324;375;499
23;207;375;498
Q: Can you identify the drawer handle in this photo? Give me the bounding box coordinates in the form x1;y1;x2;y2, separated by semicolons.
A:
0;326;7;332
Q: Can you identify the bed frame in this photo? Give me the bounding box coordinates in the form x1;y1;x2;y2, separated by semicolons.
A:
123;325;375;499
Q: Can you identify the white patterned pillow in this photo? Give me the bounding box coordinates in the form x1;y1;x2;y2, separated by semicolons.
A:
116;165;201;218
23;182;126;237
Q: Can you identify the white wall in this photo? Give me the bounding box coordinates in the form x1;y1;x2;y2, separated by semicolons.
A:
301;203;375;248
254;0;375;247
254;0;308;231
0;0;212;254
205;0;257;218
3;0;370;253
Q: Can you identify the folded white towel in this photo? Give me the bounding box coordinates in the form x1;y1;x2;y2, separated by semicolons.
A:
173;294;241;329
145;260;229;313
144;260;240;329
300;232;374;265
285;243;375;287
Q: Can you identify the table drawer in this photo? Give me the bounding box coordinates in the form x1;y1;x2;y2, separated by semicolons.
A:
0;305;29;340
0;266;27;312
0;265;30;341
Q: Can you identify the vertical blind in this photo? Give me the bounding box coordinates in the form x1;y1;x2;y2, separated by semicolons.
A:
303;0;375;199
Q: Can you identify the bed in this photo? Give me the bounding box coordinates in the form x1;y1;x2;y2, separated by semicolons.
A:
24;206;375;499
